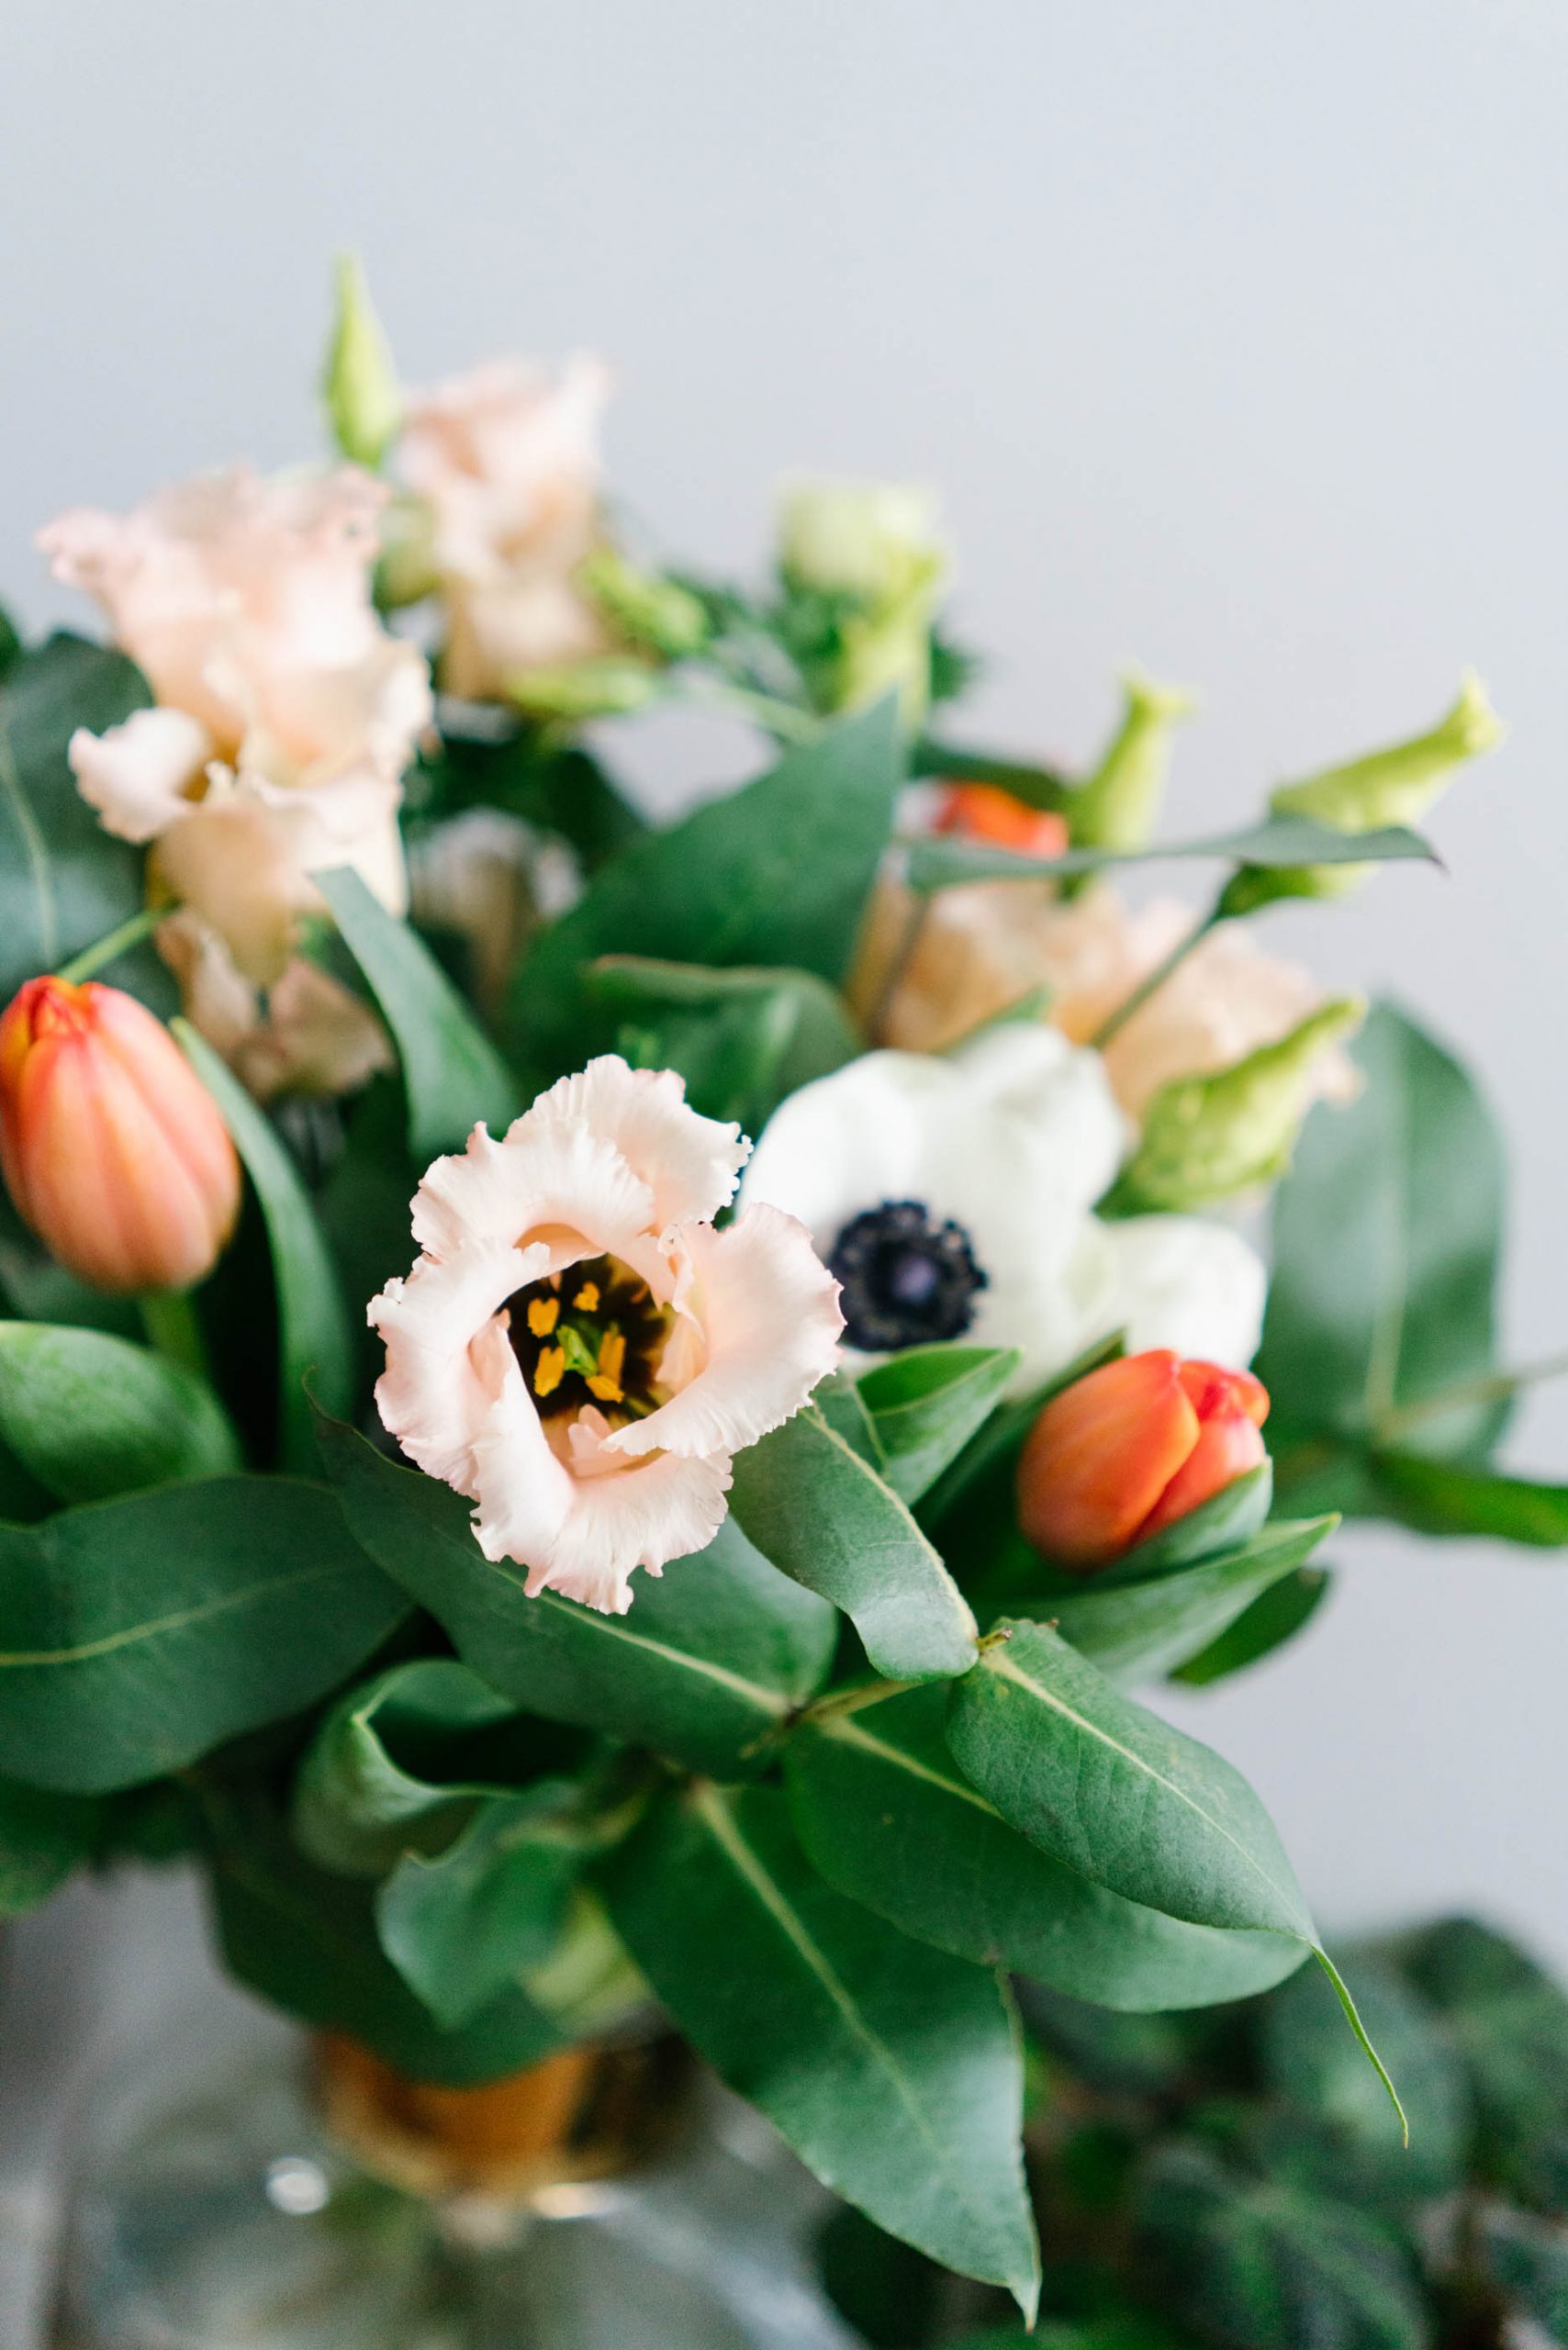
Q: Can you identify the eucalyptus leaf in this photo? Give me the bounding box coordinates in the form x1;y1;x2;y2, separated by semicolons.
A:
1369;1450;1568;1546
0;1477;407;1793
600;1779;1040;2314
208;1804;564;2085
1389;1916;1568;2191
377;1784;587;2028
0;634;155;1002
1133;2141;1426;2350
0;1777;105;1915
316;866;522;1159
507;699;902;1070
589;955;862;1107
906;812;1436;896
856;1346;1023;1505
729;1404;979;1679
175;1024;353;1464
1169;1568;1331;1687
1259;1004;1506;1467
319;1419;836;1775
1046;1517;1336;1684
787;1688;1305;2009
0;1321;241;1504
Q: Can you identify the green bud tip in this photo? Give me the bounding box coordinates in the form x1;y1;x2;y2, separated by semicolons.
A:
322;252;402;472
1270;670;1506;836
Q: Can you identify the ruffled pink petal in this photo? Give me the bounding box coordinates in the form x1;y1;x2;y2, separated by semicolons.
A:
409;1114;655;1266
514;1440;732;1617
369;1238;541;1494
606;1203;843;1463
527;1056;750;1229
68;710;212;843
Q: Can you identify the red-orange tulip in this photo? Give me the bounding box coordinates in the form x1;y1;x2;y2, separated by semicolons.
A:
1017;1348;1270;1572
0;976;240;1294
934;781;1069;859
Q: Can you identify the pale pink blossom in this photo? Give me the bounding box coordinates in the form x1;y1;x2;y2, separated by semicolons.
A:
370;1057;844;1616
398;357;611;699
854;876;1358;1120
39;465;431;1092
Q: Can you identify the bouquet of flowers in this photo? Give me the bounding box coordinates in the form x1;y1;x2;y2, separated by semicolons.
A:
0;260;1557;2328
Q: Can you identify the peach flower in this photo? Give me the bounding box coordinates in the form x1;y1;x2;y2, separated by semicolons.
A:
39;466;431;1096
852;876;1358;1121
369;1057;844;1617
399;357;612;700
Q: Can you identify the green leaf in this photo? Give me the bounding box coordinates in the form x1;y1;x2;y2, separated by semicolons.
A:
0;1320;241;1504
1102;1464;1275;1582
787;1688;1305;2010
294;1656;531;1875
0;1477;407;1793
1258;1003;1506;1464
319;1419;836;1776
1134;2141;1426;2350
1368;1449;1568;1546
316;866;522;1159
0;634;158;1002
1478;2205;1568;2336
507;699;903;1070
589;955;861;1105
1170;1568;1332;1686
174;1023;353;1464
600;1780;1040;2314
910;735;1070;812
1389;1916;1568;2191
946;1620;1315;1939
728;1404;979;1680
1046;1518;1337;1684
905;811;1436;896
377;1784;587;2029
856;1345;1023;1505
0;1776;105;1914
208;1802;564;2086
420;728;643;870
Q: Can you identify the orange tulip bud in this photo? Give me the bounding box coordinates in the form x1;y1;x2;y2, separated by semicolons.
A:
0;976;241;1294
1017;1348;1269;1572
934;782;1069;860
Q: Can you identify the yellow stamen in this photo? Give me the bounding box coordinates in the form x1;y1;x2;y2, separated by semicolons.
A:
597;1330;627;1387
574;1281;600;1312
527;1296;560;1338
586;1374;624;1404
533;1345;566;1399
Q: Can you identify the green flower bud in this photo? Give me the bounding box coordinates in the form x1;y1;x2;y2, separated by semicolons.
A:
1067;670;1199;854
507;655;660;722
778;478;946;727
1229;672;1506;910
321;253;401;471
1107;996;1365;1214
577;548;710;660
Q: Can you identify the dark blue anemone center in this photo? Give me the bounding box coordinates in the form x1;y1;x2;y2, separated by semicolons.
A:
827;1199;988;1351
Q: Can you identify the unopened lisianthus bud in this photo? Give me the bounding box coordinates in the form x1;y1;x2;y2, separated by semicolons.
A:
1108;997;1365;1214
1109;991;1363;1212
778;477;947;726
507;655;661;722
1065;670;1198;856
0;977;240;1293
1219;673;1506;916
321;252;402;471
1017;1348;1269;1571
576;548;710;660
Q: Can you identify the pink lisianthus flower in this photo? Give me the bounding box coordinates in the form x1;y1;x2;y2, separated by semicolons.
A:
38;465;431;1096
398;356;612;699
369;1057;845;1617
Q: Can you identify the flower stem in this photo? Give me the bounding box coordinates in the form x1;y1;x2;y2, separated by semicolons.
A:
56;903;167;986
1090;901;1225;1051
1375;1352;1568;1445
799;1678;919;1726
666;673;821;743
138;1288;209;1382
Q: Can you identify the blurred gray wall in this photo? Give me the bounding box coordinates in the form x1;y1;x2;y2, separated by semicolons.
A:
1;0;1564;1965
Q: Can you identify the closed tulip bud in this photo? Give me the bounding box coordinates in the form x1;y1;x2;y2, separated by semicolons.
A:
1107;996;1365;1214
1018;1348;1270;1572
0;977;241;1293
1066;670;1199;856
934;782;1070;859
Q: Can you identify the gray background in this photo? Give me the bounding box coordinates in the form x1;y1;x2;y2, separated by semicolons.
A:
0;1;1564;2321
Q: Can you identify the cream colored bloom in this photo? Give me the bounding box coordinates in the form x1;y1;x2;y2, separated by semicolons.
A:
39;465;430;1094
854;877;1357;1120
399;357;611;699
370;1057;844;1617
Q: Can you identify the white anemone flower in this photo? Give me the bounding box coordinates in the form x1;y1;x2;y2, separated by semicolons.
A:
739;1024;1265;1393
369;1057;844;1617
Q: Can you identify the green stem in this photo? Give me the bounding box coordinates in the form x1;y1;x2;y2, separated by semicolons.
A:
667;673;821;744
139;1289;209;1382
1091;901;1225;1051
55;903;167;985
1375;1352;1568;1445
799;1677;918;1727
